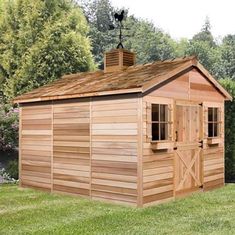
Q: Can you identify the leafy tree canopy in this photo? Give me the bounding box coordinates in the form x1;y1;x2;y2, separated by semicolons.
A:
184;17;220;75
218;35;235;80
0;0;95;102
192;16;215;48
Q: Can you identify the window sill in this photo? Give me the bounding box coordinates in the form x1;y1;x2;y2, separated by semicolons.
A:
207;137;221;145
151;141;174;150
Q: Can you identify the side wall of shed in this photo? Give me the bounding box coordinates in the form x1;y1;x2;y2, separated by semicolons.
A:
90;95;140;206
20;103;52;191
52;99;91;197
20;94;140;206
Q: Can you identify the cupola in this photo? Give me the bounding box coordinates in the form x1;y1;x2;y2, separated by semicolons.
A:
104;48;135;73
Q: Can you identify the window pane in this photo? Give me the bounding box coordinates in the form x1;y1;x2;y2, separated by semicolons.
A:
208;123;213;137
160;123;168;140
152;123;159;140
213;108;218;122
160;104;167;122
152;104;159;122
214;123;218;137
208;108;213;122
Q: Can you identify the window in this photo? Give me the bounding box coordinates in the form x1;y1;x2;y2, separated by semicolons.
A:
208;107;219;137
151;104;169;141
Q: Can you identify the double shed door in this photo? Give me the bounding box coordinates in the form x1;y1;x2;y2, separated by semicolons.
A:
174;101;203;196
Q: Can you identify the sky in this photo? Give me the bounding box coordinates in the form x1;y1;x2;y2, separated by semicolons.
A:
110;0;235;40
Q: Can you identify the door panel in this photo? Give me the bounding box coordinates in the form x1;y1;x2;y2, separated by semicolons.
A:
175;105;200;143
174;102;202;196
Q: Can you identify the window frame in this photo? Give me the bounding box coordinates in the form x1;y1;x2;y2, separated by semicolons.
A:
207;107;220;138
151;103;170;141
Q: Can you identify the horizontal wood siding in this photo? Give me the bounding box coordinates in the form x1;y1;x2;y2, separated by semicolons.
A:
203;147;224;190
91;96;138;205
147;68;225;103
189;69;225;102
53;100;90;197
21;104;52;191
142;97;174;206
149;73;190;100
202;102;225;191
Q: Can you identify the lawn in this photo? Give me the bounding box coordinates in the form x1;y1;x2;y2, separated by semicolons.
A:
1;184;235;235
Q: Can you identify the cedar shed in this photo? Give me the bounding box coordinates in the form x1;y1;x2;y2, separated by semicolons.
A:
14;49;232;207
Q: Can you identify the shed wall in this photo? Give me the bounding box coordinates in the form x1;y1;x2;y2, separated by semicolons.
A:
90;96;139;205
20;104;52;191
142;69;225;206
20;95;139;206
142;97;174;206
52;100;90;196
202;102;225;190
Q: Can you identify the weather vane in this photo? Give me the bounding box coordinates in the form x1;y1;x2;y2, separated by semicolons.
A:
109;10;125;49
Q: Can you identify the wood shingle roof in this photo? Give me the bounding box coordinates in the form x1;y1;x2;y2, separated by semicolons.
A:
14;56;232;103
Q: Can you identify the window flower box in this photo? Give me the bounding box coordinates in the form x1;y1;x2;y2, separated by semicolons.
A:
151;141;174;150
207;137;221;145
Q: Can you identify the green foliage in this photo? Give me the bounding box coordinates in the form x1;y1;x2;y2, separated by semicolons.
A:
0;100;18;154
79;0;116;67
219;79;235;181
173;38;189;57
124;17;175;64
184;18;220;75
218;35;235;80
185;40;220;75
5;159;18;179
0;0;95;101
192;17;215;48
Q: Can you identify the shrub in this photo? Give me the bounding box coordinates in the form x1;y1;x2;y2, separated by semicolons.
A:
0;168;18;183
5;159;18;180
0;103;19;155
219;79;235;182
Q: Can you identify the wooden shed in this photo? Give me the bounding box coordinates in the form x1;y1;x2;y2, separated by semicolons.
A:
14;49;232;207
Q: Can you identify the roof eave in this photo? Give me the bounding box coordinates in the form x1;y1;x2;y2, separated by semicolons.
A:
13;87;143;104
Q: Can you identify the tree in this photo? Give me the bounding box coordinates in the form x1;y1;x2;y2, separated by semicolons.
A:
192;16;215;48
184;17;219;75
174;38;189;57
78;0;116;67
0;0;95;102
217;35;235;80
124;16;175;64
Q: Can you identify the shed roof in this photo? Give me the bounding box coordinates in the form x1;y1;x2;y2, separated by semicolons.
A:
14;56;232;104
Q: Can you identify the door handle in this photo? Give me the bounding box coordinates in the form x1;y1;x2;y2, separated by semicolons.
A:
175;131;178;142
199;140;203;148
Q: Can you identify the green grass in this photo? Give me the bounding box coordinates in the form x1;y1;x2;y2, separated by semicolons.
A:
1;184;235;235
